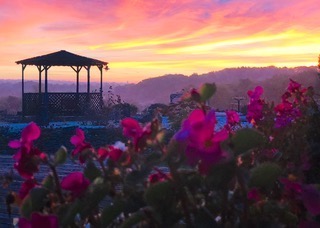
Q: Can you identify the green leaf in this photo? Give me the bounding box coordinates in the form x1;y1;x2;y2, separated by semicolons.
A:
54;146;67;165
84;160;102;182
29;187;48;211
144;181;174;210
20;196;32;218
42;174;54;190
79;177;110;217
120;211;145;228
20;187;49;218
249;162;282;189
59;199;83;227
199;83;216;102
101;200;125;226
231;128;265;155
206;160;236;188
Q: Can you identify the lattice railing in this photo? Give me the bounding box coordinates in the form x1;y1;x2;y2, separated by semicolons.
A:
23;93;102;116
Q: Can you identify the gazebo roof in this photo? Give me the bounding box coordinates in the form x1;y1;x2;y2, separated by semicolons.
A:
16;50;108;67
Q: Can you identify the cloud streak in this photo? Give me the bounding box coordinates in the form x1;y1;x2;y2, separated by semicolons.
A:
0;0;319;82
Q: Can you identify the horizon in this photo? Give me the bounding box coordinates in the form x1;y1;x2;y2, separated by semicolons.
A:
0;65;317;85
1;0;319;83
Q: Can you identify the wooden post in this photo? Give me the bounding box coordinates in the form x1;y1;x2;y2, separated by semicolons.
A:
21;64;26;117
44;66;51;124
98;65;103;112
85;65;91;94
71;66;82;94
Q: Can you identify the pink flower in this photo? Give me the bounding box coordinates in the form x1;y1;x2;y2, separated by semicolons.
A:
175;109;228;175
9;122;40;153
148;168;170;184
13;147;46;179
8;122;46;179
246;86;265;125
121;118;143;139
19;178;37;200
274;98;301;128
225;110;240;132
287;79;301;93
247;188;261;202
279;178;302;194
61;172;90;198
97;144;123;162
301;185;320;216
70;128;92;163
121;118;152;152
226;110;240;125
18;212;58;228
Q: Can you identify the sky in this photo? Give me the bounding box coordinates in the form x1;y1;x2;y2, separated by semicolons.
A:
0;0;319;83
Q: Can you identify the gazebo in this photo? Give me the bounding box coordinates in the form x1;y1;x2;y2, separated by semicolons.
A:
16;50;108;121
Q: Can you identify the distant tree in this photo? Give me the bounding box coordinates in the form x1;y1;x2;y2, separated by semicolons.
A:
0;96;21;114
141;103;168;123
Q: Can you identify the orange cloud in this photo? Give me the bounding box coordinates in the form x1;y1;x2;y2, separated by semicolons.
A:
0;0;319;83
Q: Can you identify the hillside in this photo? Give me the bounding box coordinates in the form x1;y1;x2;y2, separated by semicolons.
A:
1;66;319;112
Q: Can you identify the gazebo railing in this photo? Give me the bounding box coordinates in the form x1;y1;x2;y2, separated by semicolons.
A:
23;92;102;116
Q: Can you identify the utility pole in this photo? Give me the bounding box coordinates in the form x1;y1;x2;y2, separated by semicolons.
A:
233;97;245;113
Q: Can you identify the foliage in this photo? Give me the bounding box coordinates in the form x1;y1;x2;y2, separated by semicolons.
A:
3;80;320;227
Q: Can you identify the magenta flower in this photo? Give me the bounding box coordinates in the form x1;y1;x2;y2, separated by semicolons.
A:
246;86;265;125
18;212;58;228
121;118;151;152
148;168;170;184
287;79;301;93
226;110;240;125
247;188;261;202
175;109;228;174
13;147;46;179
70;128;92;163
19;178;37;200
225;110;240;132
121;118;143;139
274;99;301;128
97;144;123;162
61;172;90;198
8;122;46;179
279;178;302;194
9;122;40;153
301;185;320;216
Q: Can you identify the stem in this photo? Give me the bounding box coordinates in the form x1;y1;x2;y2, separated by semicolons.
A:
168;161;193;227
236;167;248;226
48;163;65;204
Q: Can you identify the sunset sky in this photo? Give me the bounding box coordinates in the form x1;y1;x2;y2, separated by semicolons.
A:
0;0;319;83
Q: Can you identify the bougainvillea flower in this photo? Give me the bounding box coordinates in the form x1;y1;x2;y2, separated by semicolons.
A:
18;212;58;228
287;79;301;93
247;188;261;202
279;178;302;194
70;128;92;162
97;144;123;162
13;146;46;179
8;122;41;153
301;185;320;216
148;168;170;184
121;118;143;138
225;110;240;132
226;110;240;125
175;109;228;175
121;118;152;152
61;172;90;198
108;145;123;162
8;122;45;179
246;86;265;125
274;99;301;128
19;178;37;200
